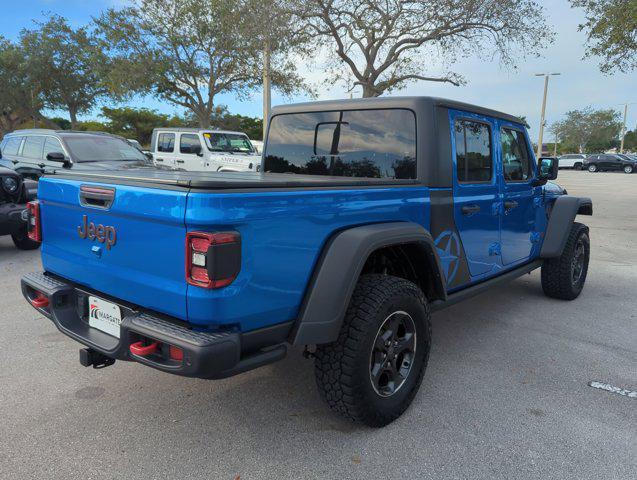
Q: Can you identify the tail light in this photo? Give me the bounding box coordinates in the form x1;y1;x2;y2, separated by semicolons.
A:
185;231;241;288
26;201;41;242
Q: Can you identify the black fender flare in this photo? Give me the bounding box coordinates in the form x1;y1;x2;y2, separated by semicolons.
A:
540;196;592;258
290;222;446;346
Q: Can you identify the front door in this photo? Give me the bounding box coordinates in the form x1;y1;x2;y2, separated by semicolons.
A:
498;124;539;266
451;111;501;278
176;133;205;171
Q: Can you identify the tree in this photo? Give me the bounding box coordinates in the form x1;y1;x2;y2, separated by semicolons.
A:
101;107;176;145
622;128;637;151
552;107;623;153
182;105;264;138
20;15;110;129
296;0;553;97
0;37;48;135
570;0;637;73
96;0;305;128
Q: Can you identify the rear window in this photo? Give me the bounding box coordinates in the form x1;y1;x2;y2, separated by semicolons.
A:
264;109;416;179
64;136;147;162
2;136;23;156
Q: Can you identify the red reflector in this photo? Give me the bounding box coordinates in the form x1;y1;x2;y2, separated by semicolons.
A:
30;292;49;308
169;345;183;361
130;341;158;357
27;201;41;242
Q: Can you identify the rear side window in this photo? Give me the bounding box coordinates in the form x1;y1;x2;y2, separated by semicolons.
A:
157;133;175;153
264;109;416;179
501;128;533;182
454;119;492;183
180;134;202;154
43;137;64;158
22;136;45;159
2;136;23;156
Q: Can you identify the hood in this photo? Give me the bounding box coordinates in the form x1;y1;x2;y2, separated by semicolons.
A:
69;159;155;171
544;181;567;196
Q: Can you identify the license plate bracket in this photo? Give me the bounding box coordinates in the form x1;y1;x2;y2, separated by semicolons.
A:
88;295;122;338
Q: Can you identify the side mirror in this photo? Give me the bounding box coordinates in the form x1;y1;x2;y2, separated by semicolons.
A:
535;157;558;184
191;145;203;156
46;152;71;168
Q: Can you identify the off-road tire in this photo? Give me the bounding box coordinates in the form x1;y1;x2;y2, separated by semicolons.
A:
314;274;431;427
541;222;589;300
11;228;40;250
587;164;598;172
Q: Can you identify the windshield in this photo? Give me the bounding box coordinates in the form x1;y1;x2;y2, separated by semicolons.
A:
203;132;254;153
64;136;148;162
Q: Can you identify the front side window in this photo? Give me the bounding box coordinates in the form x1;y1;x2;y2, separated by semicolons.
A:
454;119;492;183
157;133;175;153
43;137;64;158
264;109;416;180
180;134;202;154
22;136;45;159
501;128;533;182
1;137;23;156
203;132;254;153
64;136;147;162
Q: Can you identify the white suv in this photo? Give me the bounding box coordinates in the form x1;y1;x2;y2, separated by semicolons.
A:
558;154;587;170
150;128;261;172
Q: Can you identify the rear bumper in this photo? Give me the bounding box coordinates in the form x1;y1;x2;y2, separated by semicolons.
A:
21;271;287;379
0;202;28;236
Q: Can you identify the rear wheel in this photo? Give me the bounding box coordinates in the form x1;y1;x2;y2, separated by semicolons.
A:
314;274;431;427
11;228;40;250
624;165;634;174
541;222;589;300
587;164;598;172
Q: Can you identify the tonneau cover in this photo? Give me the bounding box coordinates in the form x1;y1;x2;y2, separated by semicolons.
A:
46;169;419;189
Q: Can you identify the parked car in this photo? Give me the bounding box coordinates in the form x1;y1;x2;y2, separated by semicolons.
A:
150;128;261;172
21;97;592;427
0;165;39;249
558;153;587;170
0;129;153;180
584;153;637;173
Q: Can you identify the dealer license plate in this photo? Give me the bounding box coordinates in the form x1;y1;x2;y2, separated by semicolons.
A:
88;296;122;338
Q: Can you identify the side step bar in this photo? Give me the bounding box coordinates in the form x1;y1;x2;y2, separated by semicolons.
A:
431;260;543;312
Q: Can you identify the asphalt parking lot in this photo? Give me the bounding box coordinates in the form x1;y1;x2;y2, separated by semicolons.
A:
0;170;635;479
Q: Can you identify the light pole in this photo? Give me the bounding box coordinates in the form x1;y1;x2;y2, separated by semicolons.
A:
535;73;560;159
619;103;636;154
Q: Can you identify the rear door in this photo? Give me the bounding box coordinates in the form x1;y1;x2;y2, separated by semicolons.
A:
450;111;502;278
38;177;189;320
153;132;177;169
498;123;539;266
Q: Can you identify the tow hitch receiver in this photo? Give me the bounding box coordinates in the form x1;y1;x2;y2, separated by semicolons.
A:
79;348;116;369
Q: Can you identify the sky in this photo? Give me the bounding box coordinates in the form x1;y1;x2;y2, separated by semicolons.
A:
1;0;636;138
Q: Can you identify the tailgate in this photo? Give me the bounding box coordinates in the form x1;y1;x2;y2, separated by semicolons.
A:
38;177;188;320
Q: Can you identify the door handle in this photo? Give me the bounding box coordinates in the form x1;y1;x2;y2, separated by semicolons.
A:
461;204;481;215
176;160;185;164
155;157;164;162
504;201;519;211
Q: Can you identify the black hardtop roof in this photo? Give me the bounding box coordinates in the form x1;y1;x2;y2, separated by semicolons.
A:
271;96;526;126
6;129;128;139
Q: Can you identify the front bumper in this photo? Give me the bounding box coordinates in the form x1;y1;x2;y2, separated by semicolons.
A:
0;202;28;236
21;272;286;379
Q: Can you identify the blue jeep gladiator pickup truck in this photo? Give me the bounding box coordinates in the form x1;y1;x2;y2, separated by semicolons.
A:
21;97;592;427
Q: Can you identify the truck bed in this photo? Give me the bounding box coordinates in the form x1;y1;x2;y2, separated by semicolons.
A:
48;169;419;190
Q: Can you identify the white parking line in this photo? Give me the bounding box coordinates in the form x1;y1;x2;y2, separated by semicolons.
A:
589;381;637;398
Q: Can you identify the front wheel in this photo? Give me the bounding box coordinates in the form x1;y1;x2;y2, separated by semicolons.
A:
314;274;431;427
587;164;598;172
574;163;583;171
624;165;634;174
541;223;590;300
